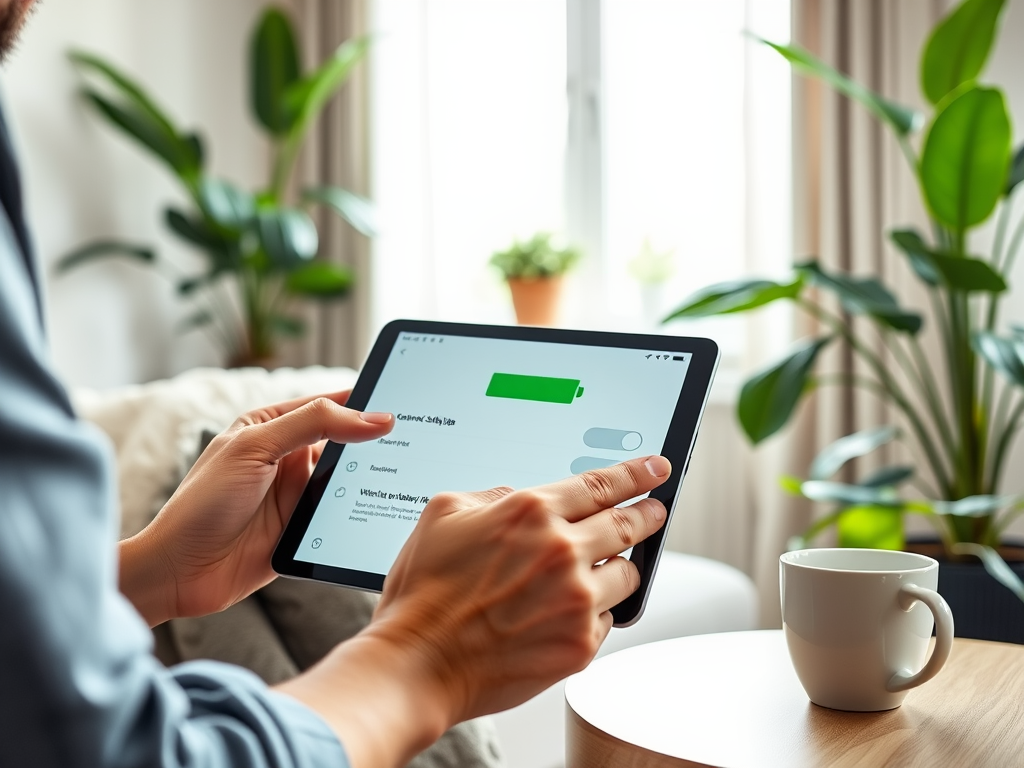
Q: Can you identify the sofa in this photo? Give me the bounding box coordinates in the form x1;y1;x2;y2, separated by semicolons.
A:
75;366;759;768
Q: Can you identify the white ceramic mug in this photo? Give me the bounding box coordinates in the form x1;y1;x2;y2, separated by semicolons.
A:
780;548;954;712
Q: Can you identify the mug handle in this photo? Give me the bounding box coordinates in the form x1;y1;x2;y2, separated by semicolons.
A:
886;583;955;693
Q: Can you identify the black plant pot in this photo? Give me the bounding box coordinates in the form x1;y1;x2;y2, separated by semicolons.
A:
907;538;1024;644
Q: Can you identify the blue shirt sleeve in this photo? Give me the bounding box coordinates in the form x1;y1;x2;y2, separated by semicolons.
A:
0;187;349;766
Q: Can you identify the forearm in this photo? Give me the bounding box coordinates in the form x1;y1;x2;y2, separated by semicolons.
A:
118;529;176;627
275;625;454;768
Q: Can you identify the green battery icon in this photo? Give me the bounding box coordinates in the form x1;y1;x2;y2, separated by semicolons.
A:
486;373;584;404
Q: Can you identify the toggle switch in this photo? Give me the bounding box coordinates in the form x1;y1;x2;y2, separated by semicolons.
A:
583;427;643;452
570;456;618;475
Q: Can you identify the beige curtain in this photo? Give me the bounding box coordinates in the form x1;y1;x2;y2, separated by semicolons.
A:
280;0;373;370
749;0;944;627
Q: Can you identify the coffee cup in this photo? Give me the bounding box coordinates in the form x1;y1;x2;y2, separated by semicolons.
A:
780;548;954;712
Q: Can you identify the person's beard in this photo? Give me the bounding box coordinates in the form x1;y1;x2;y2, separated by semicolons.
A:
0;0;37;63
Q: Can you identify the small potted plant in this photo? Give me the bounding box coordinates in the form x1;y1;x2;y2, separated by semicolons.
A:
490;233;581;326
628;238;676;329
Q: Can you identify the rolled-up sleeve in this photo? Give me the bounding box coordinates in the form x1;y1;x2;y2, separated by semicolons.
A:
0;202;348;766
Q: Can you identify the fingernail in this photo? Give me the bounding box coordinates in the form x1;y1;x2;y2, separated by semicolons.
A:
650;500;668;522
645;456;671;478
359;411;392;424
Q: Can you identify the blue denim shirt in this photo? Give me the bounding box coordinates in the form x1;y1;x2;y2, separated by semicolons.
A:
0;104;349;768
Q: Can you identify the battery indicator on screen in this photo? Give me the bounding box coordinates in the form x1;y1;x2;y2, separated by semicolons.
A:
673;355;686;361
486;373;584;404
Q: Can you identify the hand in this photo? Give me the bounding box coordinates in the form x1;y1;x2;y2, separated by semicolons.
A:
119;391;394;625
277;455;671;768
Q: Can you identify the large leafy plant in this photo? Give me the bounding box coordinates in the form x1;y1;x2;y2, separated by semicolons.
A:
666;0;1024;598
58;7;375;364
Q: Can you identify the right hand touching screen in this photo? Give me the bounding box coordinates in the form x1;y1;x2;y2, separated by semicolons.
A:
277;454;671;768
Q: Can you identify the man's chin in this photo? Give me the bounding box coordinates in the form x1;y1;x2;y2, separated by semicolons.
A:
0;0;38;64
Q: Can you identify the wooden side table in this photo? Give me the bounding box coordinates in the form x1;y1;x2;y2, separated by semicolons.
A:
565;630;1024;768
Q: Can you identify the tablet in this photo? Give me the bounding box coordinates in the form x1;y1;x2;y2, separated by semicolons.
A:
272;320;718;626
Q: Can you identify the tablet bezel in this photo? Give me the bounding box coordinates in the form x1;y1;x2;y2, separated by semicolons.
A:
272;319;719;626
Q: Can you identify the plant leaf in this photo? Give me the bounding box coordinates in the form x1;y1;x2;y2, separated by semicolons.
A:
860;465;915;489
270;314;306;337
797;260;923;333
779;475;804;495
972;331;1024;387
165;209;240;274
738;336;832;444
920;85;1012;233
837;505;904;550
800;480;902;508
926;252;1007;292
663;277;803;321
284;36;370;147
250;7;301;135
490;233;581;279
176;309;214;333
258;208;319;268
177;271;224;296
70;51;183;146
70;51;201;177
303;185;378;236
183;132;205;169
920;0;1007;105
1006;144;1024;196
890;228;941;286
808;426;899;481
931;494;1014;517
284;261;353;298
165;207;226;250
950;543;1024;603
794;509;846;549
200;178;256;230
889;229;1006;291
758;38;921;136
79;89;200;178
55;240;155;273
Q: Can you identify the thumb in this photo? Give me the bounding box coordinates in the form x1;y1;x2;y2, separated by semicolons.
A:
242;398;394;462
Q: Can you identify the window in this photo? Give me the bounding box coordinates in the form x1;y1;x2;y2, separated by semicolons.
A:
369;0;567;327
369;0;791;374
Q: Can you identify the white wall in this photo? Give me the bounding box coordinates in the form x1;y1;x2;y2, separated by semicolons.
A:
1;0;285;388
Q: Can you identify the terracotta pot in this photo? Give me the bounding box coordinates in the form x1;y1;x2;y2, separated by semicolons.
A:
507;276;564;326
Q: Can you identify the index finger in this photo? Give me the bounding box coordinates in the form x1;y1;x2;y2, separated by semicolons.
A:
241;389;353;423
542;455;672;523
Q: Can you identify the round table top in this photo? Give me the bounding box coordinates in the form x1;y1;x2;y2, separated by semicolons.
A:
564;629;1024;768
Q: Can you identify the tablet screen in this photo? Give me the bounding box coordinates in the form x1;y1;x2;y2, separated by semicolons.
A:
294;332;692;576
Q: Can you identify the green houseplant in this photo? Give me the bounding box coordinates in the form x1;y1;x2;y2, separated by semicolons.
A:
666;0;1024;624
58;6;375;366
491;233;581;326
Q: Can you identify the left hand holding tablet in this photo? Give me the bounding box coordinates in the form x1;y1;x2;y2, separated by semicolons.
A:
118;391;394;626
